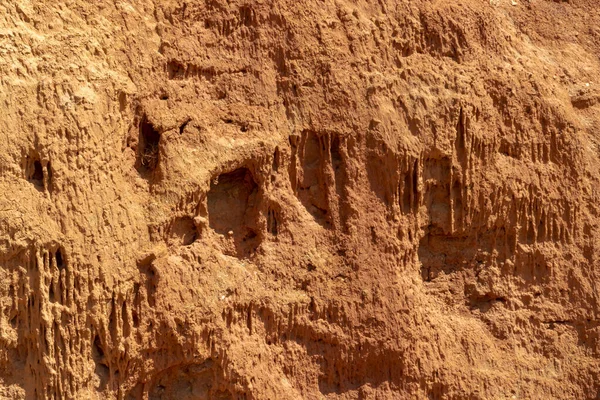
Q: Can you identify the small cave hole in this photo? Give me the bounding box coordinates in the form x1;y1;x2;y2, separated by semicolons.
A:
243;229;257;242
119;92;128;111
32;160;43;182
208;168;257;236
46;161;53;192
9;315;17;329
109;299;118;340
26;156;44;189
272;147;281;172
132;310;139;328
331;135;342;171
55;248;65;271
169;216;198;246
137;116;161;173
217;89;227;100
208;168;259;255
92;334;105;360
179;118;191;135
267;207;279;236
49;284;55;303
167;60;186;80
239;5;256;27
122;302;131;338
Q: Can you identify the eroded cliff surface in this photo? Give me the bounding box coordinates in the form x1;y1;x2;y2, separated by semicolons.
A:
1;0;600;399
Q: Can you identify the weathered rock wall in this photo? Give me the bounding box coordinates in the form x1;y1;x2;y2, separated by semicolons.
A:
1;0;600;399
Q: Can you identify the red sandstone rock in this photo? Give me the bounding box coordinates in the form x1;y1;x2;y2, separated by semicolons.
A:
1;0;600;399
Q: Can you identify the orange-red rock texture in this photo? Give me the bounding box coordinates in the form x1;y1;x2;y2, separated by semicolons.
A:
2;0;600;398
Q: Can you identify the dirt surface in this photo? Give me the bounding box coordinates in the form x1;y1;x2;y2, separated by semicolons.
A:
1;0;600;399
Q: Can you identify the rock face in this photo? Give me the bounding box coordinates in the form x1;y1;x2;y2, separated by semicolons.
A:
1;0;600;398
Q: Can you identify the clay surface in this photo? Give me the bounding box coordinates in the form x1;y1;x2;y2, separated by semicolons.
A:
1;0;600;399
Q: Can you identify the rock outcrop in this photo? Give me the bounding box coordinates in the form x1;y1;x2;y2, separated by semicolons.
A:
1;0;600;398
